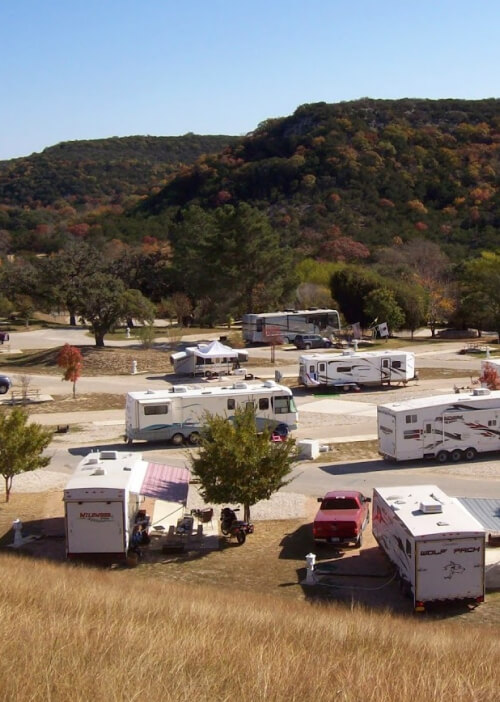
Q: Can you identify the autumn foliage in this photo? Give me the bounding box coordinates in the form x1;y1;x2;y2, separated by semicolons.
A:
57;344;83;398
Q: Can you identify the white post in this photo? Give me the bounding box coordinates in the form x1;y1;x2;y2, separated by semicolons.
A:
12;519;23;548
486;346;490;358
131;360;137;374
126;327;131;339
305;552;317;585
352;339;358;352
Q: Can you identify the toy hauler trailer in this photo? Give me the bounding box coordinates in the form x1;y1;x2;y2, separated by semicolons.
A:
378;387;500;463
64;450;148;561
299;350;416;390
125;380;298;445
372;485;485;611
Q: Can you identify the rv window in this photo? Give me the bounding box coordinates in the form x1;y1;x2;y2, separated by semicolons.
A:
144;404;169;416
309;366;315;373
406;539;412;556
392;361;402;369
259;398;269;410
319;363;325;372
405;414;417;424
274;396;290;414
425;423;432;433
227;399;235;410
337;366;351;373
488;419;496;427
404;430;419;439
383;359;389;368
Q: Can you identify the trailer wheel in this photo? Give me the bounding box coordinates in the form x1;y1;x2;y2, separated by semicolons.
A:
171;433;184;446
0;382;9;394
464;447;477;461
436;450;449;463
188;431;200;446
450;449;463;462
205;370;212;378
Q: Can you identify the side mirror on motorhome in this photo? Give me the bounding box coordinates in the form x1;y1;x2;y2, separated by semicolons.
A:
317;497;323;502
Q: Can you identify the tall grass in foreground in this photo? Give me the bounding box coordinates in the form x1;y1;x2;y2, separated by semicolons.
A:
0;554;498;702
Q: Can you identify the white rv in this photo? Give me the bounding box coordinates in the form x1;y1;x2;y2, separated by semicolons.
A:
125;380;298;445
378;387;500;463
64;450;148;561
299;350;416;389
372;485;485;611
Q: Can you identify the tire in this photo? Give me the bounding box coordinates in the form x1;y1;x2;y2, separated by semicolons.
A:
188;431;200;446
436;450;449;464
0;383;9;395
450;449;463;462
464;447;477;461
205;370;212;378
236;530;246;545
171;433;184;446
304;343;311;350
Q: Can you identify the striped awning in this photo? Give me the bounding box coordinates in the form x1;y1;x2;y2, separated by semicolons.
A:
141;462;190;503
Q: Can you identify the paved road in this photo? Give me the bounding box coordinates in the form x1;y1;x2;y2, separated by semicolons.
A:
3;326;499;498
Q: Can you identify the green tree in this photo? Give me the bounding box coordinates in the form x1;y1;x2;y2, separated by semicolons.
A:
74;273;126;347
121;289;156;326
0;408;53;502
190;405;298;522
460;252;500;339
363;287;405;334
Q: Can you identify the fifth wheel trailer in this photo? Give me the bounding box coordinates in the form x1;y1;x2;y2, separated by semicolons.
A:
372;485;485;611
378;388;500;463
64;450;149;561
125;380;298;445
299;350;415;389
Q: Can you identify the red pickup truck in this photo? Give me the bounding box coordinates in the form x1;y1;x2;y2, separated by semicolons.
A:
312;490;371;548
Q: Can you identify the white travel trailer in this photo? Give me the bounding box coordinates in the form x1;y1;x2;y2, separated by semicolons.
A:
372;485;485;611
170;339;249;377
125;380;298;445
378;387;500;463
299;350;416;389
64;450;148;561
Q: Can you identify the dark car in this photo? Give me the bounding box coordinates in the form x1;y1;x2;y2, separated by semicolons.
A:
293;333;332;350
0;375;11;394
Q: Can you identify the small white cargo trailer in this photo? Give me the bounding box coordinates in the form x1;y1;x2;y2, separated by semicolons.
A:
125;380;298;445
372;485;485;611
378;387;500;463
299;350;415;390
64;450;149;561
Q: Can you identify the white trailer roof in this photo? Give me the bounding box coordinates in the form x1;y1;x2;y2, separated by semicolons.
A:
64;450;148;496
378;388;500;414
127;380;289;401
300;349;414;362
374;485;485;538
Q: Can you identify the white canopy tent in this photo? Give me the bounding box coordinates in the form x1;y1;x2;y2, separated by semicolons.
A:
171;340;248;377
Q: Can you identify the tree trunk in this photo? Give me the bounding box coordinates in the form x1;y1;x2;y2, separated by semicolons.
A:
95;332;105;347
5;476;11;503
244;503;251;522
69;312;77;326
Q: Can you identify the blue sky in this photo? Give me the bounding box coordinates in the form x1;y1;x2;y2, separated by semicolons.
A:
1;0;499;160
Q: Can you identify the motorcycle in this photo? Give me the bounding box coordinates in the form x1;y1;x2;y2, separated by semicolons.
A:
220;507;254;545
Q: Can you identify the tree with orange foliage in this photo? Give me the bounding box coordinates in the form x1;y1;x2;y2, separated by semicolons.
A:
478;362;500;390
57;344;83;398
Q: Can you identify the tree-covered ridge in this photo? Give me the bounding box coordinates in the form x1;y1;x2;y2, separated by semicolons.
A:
0;134;240;207
138;98;500;259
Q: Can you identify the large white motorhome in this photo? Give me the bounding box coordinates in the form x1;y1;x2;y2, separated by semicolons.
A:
125;380;298;445
378;387;500;463
64;450;148;561
299;350;416;389
372;485;485;611
242;308;341;344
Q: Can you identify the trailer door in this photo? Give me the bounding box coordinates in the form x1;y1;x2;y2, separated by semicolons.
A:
66;501;125;556
416;537;484;602
378;408;396;458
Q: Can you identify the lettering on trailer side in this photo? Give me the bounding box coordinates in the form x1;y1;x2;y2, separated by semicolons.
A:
454;546;481;553
420;549;447;556
79;512;114;522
